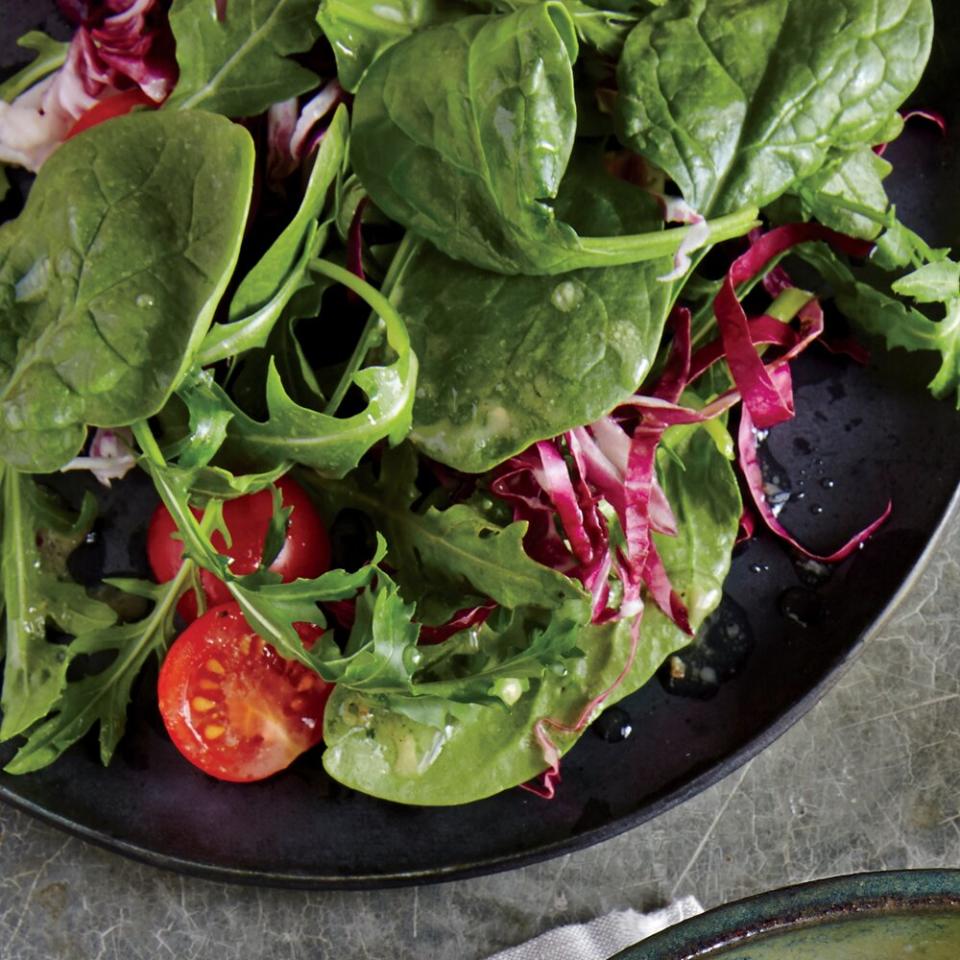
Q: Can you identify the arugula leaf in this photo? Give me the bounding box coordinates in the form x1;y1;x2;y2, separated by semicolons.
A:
801;243;960;406
322;427;741;805
316;0;455;93
0;110;254;472
166;0;322;116
351;2;759;274
212;259;417;478
4;558;198;775
0;31;69;103
0;470;117;741
396;153;674;471
616;0;933;215
198;106;349;365
314;445;588;623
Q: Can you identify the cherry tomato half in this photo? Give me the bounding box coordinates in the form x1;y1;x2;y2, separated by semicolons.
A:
65;88;157;139
158;603;333;782
147;476;332;621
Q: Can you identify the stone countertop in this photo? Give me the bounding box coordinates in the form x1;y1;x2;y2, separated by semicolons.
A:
1;513;959;960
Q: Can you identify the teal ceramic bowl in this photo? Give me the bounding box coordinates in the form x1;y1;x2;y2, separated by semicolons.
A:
619;871;960;959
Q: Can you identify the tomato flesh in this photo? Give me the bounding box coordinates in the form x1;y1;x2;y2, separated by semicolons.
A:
65;88;157;139
158;603;332;782
147;476;332;621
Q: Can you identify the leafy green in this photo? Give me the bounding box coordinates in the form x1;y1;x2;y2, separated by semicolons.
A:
0;110;254;472
198;106;349;366
616;0;933;215
166;0;322;116
396;153;674;471
351;2;759;274
322;426;741;805
801;243;960;406
794;148;893;241
316;0;455;93
211;259;417;478
313;444;588;623
0;31;69;103
0;470;117;741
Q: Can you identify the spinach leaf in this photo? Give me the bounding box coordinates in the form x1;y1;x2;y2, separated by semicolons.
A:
198;106;349;365
313;445;588;624
0;110;254;472
316;0;455;93
166;0;322;116
322;426;741;805
0;471;117;741
351;2;759;274
794;147;893;241
616;0;933;215
396;153;673;471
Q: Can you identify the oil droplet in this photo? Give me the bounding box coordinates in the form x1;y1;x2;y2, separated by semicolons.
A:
135;293;155;309
592;706;633;743
820;478;836;490
809;503;824;516
749;562;769;574
779;588;825;628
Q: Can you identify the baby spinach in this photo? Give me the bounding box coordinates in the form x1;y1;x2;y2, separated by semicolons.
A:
351;2;759;274
616;0;933;216
166;0;322;116
396;153;674;471
0;111;254;472
316;0;455;93
322;426;741;805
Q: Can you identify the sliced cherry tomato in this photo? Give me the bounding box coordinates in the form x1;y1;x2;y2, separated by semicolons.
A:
158;602;333;782
65;88;157;139
147;476;332;621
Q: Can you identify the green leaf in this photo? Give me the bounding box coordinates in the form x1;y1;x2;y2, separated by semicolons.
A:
166;0;322;116
213;259;417;478
4;552;197;774
0;110;254;471
795;147;893;241
316;0;455;92
314;445;588;623
351;2;759;274
0;471;117;741
322;427;741;805
0;31;69;103
616;0;933;215
198;106;350;365
800;244;960;406
892;261;960;304
397;153;674;471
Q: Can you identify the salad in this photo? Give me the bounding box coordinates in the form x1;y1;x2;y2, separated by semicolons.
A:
0;0;953;806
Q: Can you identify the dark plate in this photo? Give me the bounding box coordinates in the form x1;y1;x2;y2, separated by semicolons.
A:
1;3;959;889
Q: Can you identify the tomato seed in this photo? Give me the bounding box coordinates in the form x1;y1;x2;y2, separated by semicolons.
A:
289;697;305;712
206;659;225;675
239;635;252;655
198;678;219;691
204;724;225;740
191;697;216;712
295;675;315;693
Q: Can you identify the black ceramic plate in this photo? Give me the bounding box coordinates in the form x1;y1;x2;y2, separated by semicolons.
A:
1;3;959;889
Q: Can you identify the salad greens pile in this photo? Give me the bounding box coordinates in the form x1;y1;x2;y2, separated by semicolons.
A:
0;0;952;805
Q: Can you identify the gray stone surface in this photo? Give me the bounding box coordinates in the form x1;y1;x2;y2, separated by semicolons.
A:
2;512;960;960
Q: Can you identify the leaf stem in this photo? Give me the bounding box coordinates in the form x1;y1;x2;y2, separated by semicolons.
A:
574;206;760;269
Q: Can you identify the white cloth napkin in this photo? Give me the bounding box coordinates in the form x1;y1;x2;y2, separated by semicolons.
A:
486;896;703;960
